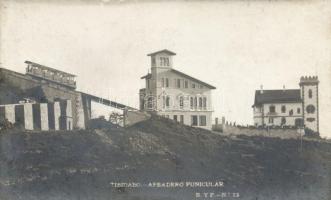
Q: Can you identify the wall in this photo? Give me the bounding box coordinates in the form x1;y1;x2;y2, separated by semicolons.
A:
213;124;304;139
40;103;49;130
0;68;83;129
158;110;212;130
302;84;318;132
124;110;151;127
74;93;86;129
0;100;72;131
254;102;303;127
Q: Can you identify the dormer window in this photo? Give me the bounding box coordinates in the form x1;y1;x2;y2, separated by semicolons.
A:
160;57;170;66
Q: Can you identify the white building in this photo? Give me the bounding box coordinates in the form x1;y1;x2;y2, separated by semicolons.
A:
139;49;216;130
252;76;319;133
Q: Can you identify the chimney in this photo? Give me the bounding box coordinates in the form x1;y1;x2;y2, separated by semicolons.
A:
260;85;264;94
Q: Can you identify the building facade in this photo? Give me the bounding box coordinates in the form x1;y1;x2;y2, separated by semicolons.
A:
252;76;319;133
139;49;216;130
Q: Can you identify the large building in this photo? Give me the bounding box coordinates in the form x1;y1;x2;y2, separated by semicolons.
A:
0;61;135;131
252;76;319;133
139;49;216;130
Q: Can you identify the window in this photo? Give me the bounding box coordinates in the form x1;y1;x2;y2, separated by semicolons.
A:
147;80;150;89
184;80;188;88
180;115;184;124
191;115;198;126
165;78;169;87
147;97;153;109
194;97;198;109
166;96;170;108
306;105;315;113
281;117;286;125
190;97;194;109
161;78;165;87
268;117;274;124
192;83;196;88
160;57;170;66
173;115;178;122
176;79;181;88
297;108;301;114
203;97;207;110
269;105;275;113
289;109;293;116
307;118;315;122
308;89;313;98
295;118;303;127
281;105;286;113
199;97;203;109
199;115;207;126
152;57;156;66
165;57;169;66
162;96;166;109
179;96;184;109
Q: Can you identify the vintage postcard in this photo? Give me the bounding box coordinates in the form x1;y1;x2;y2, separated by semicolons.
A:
0;0;330;200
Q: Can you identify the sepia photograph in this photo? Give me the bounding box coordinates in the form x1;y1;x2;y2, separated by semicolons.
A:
0;0;330;199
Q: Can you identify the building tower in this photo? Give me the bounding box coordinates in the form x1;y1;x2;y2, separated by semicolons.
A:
299;76;319;134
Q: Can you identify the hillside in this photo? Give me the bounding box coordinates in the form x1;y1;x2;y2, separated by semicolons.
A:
0;116;330;200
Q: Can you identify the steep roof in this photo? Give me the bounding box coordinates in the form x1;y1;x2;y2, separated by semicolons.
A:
253;89;301;107
141;69;216;89
171;69;216;89
147;49;176;56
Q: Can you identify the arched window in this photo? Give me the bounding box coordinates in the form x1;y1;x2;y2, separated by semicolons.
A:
308;89;313;98
194;97;198;109
199;97;203;109
166;96;170;108
179;96;184;109
203;97;207;110
190;97;194;109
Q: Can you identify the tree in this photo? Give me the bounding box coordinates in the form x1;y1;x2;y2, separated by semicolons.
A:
108;112;124;125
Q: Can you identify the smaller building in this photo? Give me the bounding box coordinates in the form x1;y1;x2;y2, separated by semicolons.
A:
252;76;319;134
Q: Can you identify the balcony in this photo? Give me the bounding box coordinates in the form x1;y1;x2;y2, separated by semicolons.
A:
266;112;278;116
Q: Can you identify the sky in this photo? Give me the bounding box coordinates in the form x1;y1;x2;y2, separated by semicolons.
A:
1;0;330;137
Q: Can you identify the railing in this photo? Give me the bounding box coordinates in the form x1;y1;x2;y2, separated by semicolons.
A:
266;112;278;116
26;68;76;88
